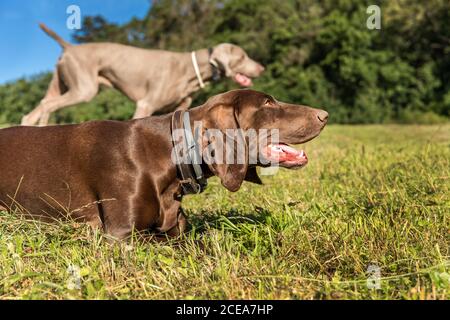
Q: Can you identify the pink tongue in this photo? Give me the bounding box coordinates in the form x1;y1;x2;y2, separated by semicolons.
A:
234;73;253;87
277;144;305;161
264;144;306;161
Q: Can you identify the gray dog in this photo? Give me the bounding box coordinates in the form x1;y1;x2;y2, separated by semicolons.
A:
21;24;265;126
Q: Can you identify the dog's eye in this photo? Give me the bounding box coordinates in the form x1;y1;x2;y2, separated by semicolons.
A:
264;98;273;106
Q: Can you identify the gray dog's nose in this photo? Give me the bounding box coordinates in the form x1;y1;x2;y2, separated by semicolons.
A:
317;110;328;122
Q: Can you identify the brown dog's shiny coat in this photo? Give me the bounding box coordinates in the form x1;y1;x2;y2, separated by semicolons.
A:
0;90;327;239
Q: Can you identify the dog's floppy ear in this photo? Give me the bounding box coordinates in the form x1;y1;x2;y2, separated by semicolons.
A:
203;103;253;192
209;44;234;77
244;167;262;185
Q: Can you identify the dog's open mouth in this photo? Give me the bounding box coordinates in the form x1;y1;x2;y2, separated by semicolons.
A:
234;73;253;87
261;143;308;168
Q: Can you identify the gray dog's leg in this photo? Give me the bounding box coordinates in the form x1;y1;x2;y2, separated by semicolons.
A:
22;55;99;126
30;90;96;126
133;100;153;119
175;96;192;111
21;71;62;126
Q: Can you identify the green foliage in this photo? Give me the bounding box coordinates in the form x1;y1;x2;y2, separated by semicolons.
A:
0;0;449;124
0;73;52;124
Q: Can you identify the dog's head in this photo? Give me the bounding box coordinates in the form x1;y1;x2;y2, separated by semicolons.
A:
209;43;265;87
195;89;328;191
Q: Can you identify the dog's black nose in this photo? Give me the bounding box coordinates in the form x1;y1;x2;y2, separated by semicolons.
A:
317;110;328;123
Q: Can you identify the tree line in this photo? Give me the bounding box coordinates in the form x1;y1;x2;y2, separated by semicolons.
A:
1;0;449;124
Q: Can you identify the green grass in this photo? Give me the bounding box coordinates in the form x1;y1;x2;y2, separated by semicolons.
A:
0;124;449;299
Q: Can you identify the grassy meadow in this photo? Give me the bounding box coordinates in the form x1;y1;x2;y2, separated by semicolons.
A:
0;124;449;299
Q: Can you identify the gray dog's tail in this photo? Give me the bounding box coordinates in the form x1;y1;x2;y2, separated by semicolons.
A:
39;23;70;49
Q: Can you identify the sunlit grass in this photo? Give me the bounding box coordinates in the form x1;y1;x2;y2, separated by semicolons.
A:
0;124;449;299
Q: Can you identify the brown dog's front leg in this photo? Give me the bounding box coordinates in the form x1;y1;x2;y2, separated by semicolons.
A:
165;209;187;237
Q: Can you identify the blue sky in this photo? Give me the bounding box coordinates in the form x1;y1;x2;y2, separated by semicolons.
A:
0;0;150;84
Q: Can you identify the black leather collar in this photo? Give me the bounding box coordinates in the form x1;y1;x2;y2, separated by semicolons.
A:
171;110;207;195
208;47;223;81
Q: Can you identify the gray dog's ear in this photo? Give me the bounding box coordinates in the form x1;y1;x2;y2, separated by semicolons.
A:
203;103;250;192
210;44;235;77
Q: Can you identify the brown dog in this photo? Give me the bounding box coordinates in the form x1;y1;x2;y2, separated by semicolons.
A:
20;24;265;126
1;90;328;239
